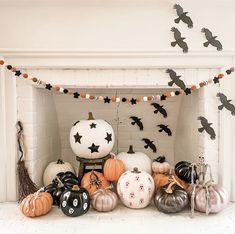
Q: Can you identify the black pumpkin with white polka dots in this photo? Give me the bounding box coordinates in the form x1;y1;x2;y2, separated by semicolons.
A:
60;185;90;217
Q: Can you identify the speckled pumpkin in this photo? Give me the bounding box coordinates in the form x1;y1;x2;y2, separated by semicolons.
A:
117;167;155;209
81;170;110;196
91;189;118;212
19;191;53;217
103;154;125;182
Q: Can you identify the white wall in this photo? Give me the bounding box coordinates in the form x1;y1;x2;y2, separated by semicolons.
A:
0;0;235;51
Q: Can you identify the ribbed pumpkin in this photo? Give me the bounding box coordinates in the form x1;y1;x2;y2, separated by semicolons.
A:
91;189;118;212
103;154;125;182
81;170;110;196
152;156;171;174
19;191;53;217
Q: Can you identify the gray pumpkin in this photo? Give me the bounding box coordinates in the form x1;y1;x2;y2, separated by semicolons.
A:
154;183;189;213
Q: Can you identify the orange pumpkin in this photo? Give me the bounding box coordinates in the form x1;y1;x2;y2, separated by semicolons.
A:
19;191;53;217
153;173;189;190
104;154;125;182
81;170;110;196
153;173;169;189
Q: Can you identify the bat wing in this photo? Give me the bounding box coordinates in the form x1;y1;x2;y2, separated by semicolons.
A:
130;116;138;121
178;40;188;53
211;39;223;51
173;4;184;16
198;116;209;126
175;79;186;90
160;108;168;118
142;138;150;144
182;15;193;28
171;27;181;40
205;126;216;140
151;102;160;109
149;143;157;153
166;69;177;78
137;121;144;131
166;128;172;136
226;103;235;115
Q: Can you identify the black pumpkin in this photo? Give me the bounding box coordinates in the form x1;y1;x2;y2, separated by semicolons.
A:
174;161;198;183
60;185;90;217
44;171;79;206
154;182;189;213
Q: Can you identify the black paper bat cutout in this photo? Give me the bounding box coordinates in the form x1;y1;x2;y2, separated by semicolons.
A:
173;4;193;28
171;27;188;53
151;103;167;118
166;69;186;90
198;116;216;140
216;93;235;116
130;116;144;130
142;138;157;153
157;124;172;136
201;28;223;51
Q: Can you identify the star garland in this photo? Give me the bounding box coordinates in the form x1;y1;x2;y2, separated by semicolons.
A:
0;59;234;104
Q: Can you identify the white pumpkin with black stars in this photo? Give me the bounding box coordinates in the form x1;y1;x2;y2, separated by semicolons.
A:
70;112;115;159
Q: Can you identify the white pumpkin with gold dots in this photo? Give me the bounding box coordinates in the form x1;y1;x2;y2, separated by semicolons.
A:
117;167;155;209
117;145;152;174
70;112;114;159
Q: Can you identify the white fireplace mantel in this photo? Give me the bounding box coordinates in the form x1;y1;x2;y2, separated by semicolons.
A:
0;49;235;202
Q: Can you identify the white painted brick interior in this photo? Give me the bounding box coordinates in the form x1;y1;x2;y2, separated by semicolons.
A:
16;68;220;186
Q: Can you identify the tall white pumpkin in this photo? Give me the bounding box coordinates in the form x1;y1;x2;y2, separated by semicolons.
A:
70;112;115;159
43;159;75;186
117;167;155;209
117;145;152;174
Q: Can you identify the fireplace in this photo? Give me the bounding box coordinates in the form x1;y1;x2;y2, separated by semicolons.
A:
0;51;234;202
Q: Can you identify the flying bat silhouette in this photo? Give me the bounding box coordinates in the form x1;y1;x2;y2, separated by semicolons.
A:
201;28;223;51
142;138;157;153
130;116;144;130
173;4;193;28
198;116;216;140
157;124;172;136
151;103;167;118
216;93;235;116
171;27;188;53
166;69;186;90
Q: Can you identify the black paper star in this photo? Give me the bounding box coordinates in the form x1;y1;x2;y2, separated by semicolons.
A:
161;95;167;101
184;88;191;95
90;123;97;129
213;77;220;84
74;132;82;144
73;92;80;98
104;97;111;103
105;132;112;144
45;83;52;90
15;70;22;76
130;98;137;105
88;143;100;153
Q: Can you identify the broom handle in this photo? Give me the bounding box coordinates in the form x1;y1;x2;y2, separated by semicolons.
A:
17;121;24;162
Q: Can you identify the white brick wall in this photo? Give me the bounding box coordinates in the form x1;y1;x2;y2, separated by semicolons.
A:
16;68;220;185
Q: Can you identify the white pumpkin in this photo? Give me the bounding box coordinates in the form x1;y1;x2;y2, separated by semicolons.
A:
117;145;152;174
70;112;115;159
117;167;155;209
43;159;75;186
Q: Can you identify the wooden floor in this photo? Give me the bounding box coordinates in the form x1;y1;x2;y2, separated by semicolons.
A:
0;202;235;234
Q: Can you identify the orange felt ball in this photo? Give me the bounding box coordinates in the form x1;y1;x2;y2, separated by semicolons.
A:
147;96;152;101
32;77;38;82
23;73;28;79
165;92;171;98
80;93;86;98
136;97;141;102
191;85;197;91
111;96;116;102
53;86;60;91
218;74;224;78
0;60;4;65
89;95;95;100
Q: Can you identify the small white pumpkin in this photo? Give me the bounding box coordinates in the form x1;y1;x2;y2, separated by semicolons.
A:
117;167;155;209
117;145;152;174
43;159;75;186
70;112;115;159
152;156;171;174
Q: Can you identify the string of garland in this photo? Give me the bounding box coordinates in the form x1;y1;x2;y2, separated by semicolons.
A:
0;59;234;105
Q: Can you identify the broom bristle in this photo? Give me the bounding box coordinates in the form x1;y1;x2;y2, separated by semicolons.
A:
17;160;38;202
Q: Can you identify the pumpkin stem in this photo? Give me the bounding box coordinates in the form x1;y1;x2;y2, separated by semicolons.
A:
127;145;135;154
165;181;175;194
72;185;80;191
88;112;95;120
56;159;64;164
132;167;141;174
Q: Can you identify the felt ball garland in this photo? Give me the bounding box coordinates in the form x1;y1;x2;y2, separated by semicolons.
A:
0;59;234;105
